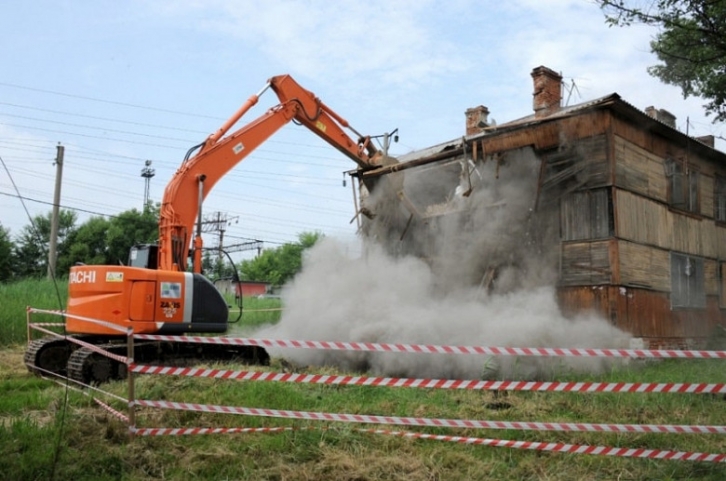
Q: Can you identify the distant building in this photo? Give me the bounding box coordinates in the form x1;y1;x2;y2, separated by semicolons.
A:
214;279;271;299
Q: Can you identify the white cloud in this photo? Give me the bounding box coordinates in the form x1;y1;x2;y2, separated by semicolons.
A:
149;0;471;88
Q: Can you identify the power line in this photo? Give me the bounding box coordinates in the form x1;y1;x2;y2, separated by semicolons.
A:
0;191;119;218
0;190;304;246
0;112;196;143
0;101;210;134
0;81;364;244
0;81;223;120
0;100;365;151
0;123;352;167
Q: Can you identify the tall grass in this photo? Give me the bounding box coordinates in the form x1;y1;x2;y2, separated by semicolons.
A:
228;295;282;331
0;279;280;346
0;278;67;346
3;282;725;479
2;347;725;480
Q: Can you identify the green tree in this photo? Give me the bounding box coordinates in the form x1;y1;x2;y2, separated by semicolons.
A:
14;210;77;278
59;216;111;271
597;0;726;121
239;231;323;286
105;207;159;265
0;223;14;282
202;250;215;276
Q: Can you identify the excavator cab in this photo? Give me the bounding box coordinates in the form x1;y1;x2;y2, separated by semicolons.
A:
129;244;158;269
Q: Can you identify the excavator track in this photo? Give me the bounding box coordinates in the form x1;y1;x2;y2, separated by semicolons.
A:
24;335;97;378
27;336;270;386
24;336;72;377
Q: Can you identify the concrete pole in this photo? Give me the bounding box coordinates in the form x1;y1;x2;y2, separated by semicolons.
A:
47;144;64;279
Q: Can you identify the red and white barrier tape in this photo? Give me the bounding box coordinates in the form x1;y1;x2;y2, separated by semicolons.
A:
132;334;726;359
28;307;127;334
132;426;295;436
27;360;128;402
30;323;128;365
129;423;726;462
370;429;726;462
27;322;65;328
134;399;726;435
94;398;129;423
28;324;65;339
130;364;726;394
27;307;64;315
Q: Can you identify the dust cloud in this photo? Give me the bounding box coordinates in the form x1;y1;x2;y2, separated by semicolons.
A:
257;146;631;380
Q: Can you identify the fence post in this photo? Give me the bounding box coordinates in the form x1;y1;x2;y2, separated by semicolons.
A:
26;307;31;343
127;327;136;440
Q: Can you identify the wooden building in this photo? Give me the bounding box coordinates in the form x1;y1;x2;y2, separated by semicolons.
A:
357;66;726;349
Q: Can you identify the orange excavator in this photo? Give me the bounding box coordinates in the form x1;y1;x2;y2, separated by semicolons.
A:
25;75;383;384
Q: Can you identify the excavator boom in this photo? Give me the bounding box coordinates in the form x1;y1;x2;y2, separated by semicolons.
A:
26;75;383;385
159;74;382;273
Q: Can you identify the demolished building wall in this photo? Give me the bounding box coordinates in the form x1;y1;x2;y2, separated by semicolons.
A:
355;65;726;349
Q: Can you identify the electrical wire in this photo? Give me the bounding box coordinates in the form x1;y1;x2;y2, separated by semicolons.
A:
0;81;365;244
0;81;223;120
0;191;119;218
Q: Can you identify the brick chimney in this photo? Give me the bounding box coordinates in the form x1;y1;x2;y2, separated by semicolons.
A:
696;135;715;148
531;66;562;118
465;105;490;135
645;106;677;129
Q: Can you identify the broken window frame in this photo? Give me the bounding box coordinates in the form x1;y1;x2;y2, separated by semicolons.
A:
715;175;726;223
559;188;613;241
665;157;700;213
670;252;706;309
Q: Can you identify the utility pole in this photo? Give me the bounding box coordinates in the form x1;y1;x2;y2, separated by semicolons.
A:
200;211;239;277
47;143;64;279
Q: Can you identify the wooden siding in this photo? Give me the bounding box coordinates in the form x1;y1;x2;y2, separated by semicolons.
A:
612;132;726;222
560;240;611;286
617;240;669;292
610;115;720;171
557;285;724;341
483;111;611;156
560;189;610;241
720;263;726;309
615;189;726;258
540;135;610;197
613;135;668;201
616;189;672;248
617;240;718;295
701;174;714;219
705;259;719;296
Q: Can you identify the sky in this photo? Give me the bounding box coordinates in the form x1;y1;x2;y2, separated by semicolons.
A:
1;0;724;261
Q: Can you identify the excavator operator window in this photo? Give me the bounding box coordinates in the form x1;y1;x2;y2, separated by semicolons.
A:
129;244;158;269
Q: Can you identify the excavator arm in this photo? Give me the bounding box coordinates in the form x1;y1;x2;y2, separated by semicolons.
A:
32;75;381;381
158;74;382;273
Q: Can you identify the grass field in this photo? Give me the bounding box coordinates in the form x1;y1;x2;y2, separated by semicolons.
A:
2;279;726;480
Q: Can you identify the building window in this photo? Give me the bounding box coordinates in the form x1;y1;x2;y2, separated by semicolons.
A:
665;158;699;212
560;189;613;241
671;253;705;308
715;176;726;222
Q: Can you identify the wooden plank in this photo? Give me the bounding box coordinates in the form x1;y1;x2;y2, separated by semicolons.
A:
613;135;668;201
704;259;718;296
701;174;714;219
617;240;669;292
557;286;724;339
560;240;611;285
